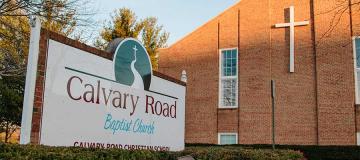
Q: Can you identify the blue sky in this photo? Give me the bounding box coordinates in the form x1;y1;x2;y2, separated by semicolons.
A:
88;0;239;46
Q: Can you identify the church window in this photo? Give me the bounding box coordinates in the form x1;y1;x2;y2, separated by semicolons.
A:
218;133;238;145
354;37;360;104
219;48;238;108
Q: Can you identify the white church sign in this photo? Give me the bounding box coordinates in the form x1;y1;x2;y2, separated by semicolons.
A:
275;6;309;73
20;18;186;151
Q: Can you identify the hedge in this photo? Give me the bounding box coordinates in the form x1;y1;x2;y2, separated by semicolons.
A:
0;143;303;160
187;144;360;160
180;146;303;160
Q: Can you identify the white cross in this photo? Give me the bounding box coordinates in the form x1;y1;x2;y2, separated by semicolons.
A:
275;6;309;73
133;45;138;53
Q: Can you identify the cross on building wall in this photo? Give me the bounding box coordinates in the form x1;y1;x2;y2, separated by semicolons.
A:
275;6;309;73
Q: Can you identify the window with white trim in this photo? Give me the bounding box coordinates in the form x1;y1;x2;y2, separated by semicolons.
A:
357;132;360;146
219;48;238;108
218;133;238;145
354;37;360;104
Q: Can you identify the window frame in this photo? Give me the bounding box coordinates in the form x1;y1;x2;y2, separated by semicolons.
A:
218;132;238;145
218;48;239;109
353;36;360;104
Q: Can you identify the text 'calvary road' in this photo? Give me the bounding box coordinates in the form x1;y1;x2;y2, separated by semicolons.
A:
66;75;177;118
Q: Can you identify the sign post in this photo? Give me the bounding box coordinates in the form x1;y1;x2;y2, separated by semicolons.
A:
271;80;276;150
20;16;41;144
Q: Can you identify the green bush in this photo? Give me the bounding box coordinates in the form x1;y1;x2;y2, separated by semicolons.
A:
186;144;360;160
275;145;360;160
0;143;303;160
180;147;303;160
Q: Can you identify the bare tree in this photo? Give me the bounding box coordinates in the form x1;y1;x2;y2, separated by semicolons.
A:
0;0;95;77
316;0;360;45
0;0;39;16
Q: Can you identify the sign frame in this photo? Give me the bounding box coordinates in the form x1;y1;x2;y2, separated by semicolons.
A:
25;29;186;149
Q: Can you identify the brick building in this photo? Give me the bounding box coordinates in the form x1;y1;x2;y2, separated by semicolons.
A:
158;0;360;145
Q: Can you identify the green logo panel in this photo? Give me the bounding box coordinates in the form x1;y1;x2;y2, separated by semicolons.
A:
113;39;152;90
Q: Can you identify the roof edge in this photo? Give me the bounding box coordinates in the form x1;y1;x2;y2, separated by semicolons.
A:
166;0;242;48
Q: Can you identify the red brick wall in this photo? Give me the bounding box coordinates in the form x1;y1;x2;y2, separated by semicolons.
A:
30;30;47;144
352;0;360;36
270;0;318;145
313;0;356;145
159;0;358;145
351;0;360;135
159;13;220;143
237;0;273;145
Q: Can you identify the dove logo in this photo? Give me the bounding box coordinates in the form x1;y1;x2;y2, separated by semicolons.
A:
113;38;152;91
